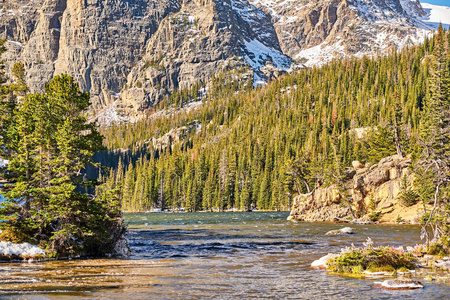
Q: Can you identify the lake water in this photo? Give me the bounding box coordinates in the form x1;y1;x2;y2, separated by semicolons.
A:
1;212;450;299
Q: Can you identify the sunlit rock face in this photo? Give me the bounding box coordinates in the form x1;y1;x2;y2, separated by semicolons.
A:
0;0;176;113
119;0;291;119
288;155;420;223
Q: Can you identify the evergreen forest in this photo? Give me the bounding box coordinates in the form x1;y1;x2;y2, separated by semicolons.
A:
97;28;450;213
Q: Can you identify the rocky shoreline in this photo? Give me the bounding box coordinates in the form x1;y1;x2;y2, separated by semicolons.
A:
288;155;423;224
310;231;450;290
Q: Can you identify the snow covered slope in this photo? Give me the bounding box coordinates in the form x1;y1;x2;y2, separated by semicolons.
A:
421;2;450;29
249;0;435;67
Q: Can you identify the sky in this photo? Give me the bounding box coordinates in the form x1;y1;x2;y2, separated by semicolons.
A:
420;0;450;7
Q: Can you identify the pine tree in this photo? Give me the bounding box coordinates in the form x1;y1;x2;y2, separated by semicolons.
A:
415;26;450;246
0;74;125;257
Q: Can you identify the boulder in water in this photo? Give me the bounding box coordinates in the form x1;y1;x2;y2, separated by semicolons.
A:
373;278;423;290
311;253;336;270
325;227;354;235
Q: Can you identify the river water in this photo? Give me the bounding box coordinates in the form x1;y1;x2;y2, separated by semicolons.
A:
1;212;450;299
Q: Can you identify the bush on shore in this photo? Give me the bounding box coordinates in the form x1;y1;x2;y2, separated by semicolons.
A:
326;238;417;274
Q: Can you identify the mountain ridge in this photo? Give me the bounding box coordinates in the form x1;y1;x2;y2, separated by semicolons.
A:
0;0;441;123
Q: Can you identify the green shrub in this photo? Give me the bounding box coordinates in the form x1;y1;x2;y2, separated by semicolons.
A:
366;264;395;273
399;190;419;207
369;211;381;222
398;175;419;206
327;242;416;274
427;239;450;257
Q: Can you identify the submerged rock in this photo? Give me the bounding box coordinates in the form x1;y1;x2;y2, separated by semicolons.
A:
373;278;423;290
325;227;354;235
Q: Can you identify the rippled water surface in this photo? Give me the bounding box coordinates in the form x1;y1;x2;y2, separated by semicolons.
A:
1;212;450;299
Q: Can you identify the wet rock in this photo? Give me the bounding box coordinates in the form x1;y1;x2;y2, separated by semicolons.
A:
352;215;371;224
325;227;354;235
310;253;336;270
373;278;423;290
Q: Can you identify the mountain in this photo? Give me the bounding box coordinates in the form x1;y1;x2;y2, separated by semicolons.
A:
119;0;292;120
0;0;439;122
250;0;431;66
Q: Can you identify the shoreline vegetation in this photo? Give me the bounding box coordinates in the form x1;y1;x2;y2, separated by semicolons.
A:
311;236;450;288
0;40;127;259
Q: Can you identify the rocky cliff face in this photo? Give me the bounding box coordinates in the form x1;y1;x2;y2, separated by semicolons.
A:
119;0;291;118
1;0;178;112
288;155;422;223
0;0;435;122
250;0;430;66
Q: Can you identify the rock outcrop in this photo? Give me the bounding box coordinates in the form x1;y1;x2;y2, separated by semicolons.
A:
1;0;177;113
288;155;421;223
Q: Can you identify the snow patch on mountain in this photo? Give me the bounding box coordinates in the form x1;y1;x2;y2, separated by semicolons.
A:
295;41;346;67
90;99;132;126
244;39;291;70
296;27;430;68
250;0;302;17
230;0;292;84
421;2;450;29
